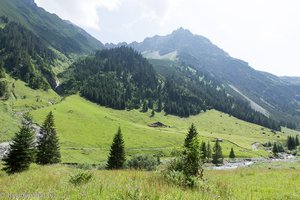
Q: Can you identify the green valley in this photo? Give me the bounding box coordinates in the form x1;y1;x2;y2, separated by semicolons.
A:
0;75;60;141
30;95;286;164
1;0;300;199
0;75;295;164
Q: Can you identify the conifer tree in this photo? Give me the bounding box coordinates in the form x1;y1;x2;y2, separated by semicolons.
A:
184;123;198;148
157;98;162;112
287;136;296;150
141;100;148;112
207;142;212;161
107;127;126;169
36;111;61;164
296;135;299;146
183;137;202;178
0;66;5;78
212;140;223;164
277;142;284;152
2;125;35;174
229;148;235;159
272;143;278;155
150;109;155;117
200;141;207;160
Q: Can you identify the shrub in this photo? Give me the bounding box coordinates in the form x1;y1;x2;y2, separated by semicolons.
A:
74;163;93;170
0;80;9;99
163;162;203;188
97;163;107;170
69;171;93;186
162;124;204;188
127;154;158;171
162;139;203;187
164;170;186;187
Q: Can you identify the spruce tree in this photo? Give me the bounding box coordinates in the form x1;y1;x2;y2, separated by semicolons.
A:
200;141;207;160
2;125;35;174
212;140;223;164
291;136;296;149
183;137;202;178
0;66;5;78
207;142;212;161
107;127;126;169
141;101;148;112
157;98;162;112
229;148;235;159
296;135;299;146
150;109;155;117
272;143;278;155
36;111;61;164
287;136;296;150
184;123;198;148
277;142;284;152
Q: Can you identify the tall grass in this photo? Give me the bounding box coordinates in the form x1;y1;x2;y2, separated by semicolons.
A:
0;162;299;199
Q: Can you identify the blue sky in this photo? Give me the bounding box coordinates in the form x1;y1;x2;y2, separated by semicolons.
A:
35;0;300;76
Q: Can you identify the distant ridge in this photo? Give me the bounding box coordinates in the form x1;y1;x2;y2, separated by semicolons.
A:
107;28;300;128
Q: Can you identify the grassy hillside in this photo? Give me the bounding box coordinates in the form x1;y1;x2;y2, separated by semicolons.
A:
0;76;61;141
0;77;294;164
0;162;299;199
30;95;288;164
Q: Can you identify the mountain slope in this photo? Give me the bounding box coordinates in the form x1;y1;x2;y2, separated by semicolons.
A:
59;47;280;130
0;74;61;142
112;28;300;128
0;0;104;54
0;22;57;89
30;95;285;163
0;0;106;90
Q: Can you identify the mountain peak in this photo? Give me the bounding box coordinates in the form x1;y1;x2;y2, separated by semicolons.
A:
170;27;194;37
127;27;228;58
24;0;37;7
172;27;193;36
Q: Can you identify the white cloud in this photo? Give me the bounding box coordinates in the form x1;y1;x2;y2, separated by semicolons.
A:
35;0;121;29
35;0;300;76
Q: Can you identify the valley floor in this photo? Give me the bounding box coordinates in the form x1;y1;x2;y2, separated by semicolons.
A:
1;76;298;164
0;161;299;200
29;95;289;164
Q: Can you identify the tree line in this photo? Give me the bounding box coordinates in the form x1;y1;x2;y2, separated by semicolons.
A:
0;22;56;90
60;46;282;131
270;135;299;155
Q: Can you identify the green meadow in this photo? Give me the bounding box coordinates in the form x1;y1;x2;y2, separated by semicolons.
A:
0;77;296;164
0;161;299;199
0;77;60;141
30;95;287;164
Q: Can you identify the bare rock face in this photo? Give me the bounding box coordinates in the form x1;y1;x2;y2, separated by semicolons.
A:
0;142;10;159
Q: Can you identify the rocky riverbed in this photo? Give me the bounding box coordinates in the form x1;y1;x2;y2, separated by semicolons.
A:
210;154;298;170
0;142;10;159
0;123;41;159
